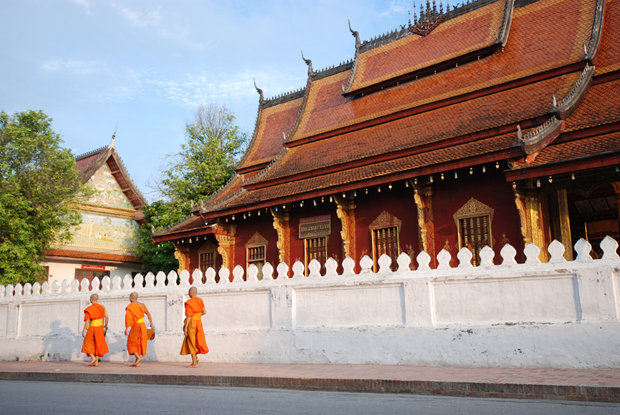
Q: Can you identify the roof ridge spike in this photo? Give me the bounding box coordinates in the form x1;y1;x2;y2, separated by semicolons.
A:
301;50;315;77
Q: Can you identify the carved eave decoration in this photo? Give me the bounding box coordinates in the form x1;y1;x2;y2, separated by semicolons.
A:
518;117;563;156
246;232;269;248
453;197;494;227
496;0;515;47
370;210;402;230
409;14;446;37
553;64;595;120
585;0;606;61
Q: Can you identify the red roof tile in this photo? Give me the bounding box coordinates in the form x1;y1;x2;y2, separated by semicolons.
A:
237;97;303;171
347;0;508;94
511;131;620;168
211;132;518;212
255;72;579;184
564;78;620;131
291;0;597;142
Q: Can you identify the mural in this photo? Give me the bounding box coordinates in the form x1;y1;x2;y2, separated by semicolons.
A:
71;213;139;252
86;164;133;209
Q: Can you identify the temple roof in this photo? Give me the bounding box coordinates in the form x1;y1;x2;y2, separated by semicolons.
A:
343;0;513;97
45;249;138;264
150;0;618;235
75;138;147;211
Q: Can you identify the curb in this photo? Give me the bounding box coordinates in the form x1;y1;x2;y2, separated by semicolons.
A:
1;371;619;402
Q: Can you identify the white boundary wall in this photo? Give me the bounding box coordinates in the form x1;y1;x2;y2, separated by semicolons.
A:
1;237;620;369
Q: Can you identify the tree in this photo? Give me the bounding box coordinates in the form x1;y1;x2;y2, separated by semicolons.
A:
137;103;247;272
0;110;85;285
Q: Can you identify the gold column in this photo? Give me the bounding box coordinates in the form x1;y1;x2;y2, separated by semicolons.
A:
173;245;191;274
413;183;435;263
271;207;290;265
214;224;236;270
335;195;357;260
557;189;573;260
513;185;548;261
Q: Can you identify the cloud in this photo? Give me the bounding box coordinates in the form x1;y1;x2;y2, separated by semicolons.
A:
110;3;203;50
379;0;411;18
112;4;162;27
42;59;109;75
146;70;305;109
70;0;91;14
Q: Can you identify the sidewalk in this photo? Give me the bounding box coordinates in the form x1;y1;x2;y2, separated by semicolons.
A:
0;361;619;402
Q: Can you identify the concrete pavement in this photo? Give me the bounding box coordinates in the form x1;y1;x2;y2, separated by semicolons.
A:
0;361;619;402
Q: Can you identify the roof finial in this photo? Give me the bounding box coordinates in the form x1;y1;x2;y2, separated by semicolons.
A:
552;94;557;108
110;123;117;148
583;43;589;59
517;124;522;140
348;19;360;46
253;77;264;102
301;50;314;76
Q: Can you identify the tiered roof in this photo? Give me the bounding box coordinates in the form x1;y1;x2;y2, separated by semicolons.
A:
158;0;617;235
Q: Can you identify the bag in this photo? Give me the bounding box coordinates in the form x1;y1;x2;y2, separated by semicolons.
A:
147;328;155;340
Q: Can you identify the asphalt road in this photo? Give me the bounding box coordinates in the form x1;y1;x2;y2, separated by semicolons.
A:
0;380;618;414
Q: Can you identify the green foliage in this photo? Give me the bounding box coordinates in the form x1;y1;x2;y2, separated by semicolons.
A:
160;103;247;211
136;104;247;272
0;110;86;285
135;201;182;274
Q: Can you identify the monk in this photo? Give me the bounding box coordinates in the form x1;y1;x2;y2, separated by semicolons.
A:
124;292;154;367
81;294;109;367
180;287;209;368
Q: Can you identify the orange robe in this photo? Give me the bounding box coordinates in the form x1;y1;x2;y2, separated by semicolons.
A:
180;297;209;355
126;302;148;356
81;303;109;357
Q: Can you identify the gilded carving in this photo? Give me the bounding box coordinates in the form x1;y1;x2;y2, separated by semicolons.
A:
335;195;356;260
556;189;573;261
174;246;190;274
246;232;268;248
369;210;402;229
413;184;435;259
453;197;495;226
271;207;290;264
214;224;236;269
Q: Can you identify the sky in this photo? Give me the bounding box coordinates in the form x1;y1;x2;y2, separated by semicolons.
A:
1;0;417;202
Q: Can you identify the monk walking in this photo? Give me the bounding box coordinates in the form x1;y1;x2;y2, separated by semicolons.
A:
82;294;109;367
180;287;209;368
124;292;154;367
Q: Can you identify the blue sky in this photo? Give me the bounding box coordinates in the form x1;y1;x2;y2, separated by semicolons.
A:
1;0;415;201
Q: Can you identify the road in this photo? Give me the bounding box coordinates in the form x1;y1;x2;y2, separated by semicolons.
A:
0;380;618;414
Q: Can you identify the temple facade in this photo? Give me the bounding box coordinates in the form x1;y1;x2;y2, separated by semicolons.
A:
42;138;147;284
153;0;620;278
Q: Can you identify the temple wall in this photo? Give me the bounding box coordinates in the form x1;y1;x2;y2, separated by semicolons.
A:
432;169;525;264
5;237;620;369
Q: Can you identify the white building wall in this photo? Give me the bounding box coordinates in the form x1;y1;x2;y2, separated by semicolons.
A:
2;237;620;369
41;259;142;284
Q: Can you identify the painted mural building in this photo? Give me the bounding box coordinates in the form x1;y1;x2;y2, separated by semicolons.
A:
153;0;620;277
42;138;147;283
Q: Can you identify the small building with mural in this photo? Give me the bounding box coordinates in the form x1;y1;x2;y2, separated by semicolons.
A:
41;137;147;284
153;0;620;278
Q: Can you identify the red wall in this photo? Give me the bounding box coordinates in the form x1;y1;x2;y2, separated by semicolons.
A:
431;169;524;265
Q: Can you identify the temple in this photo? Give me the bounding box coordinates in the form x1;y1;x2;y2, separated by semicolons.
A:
42;135;147;283
153;0;620;277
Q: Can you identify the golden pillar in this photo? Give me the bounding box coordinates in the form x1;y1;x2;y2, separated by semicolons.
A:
335;194;357;261
513;185;548;262
556;189;573;260
214;224;236;270
173;245;191;274
271;207;290;265
413;183;435;263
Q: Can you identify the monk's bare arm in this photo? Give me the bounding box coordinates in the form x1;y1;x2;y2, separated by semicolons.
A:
201;307;206;316
104;309;109;329
82;319;90;337
183;316;190;337
141;303;155;329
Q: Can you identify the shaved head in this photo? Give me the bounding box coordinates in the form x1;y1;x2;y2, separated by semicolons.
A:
188;287;197;297
130;292;139;300
90;294;99;302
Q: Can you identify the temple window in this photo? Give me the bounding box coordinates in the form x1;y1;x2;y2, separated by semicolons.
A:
453;198;494;266
246;232;268;280
304;236;327;275
198;240;218;274
369;211;402;272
